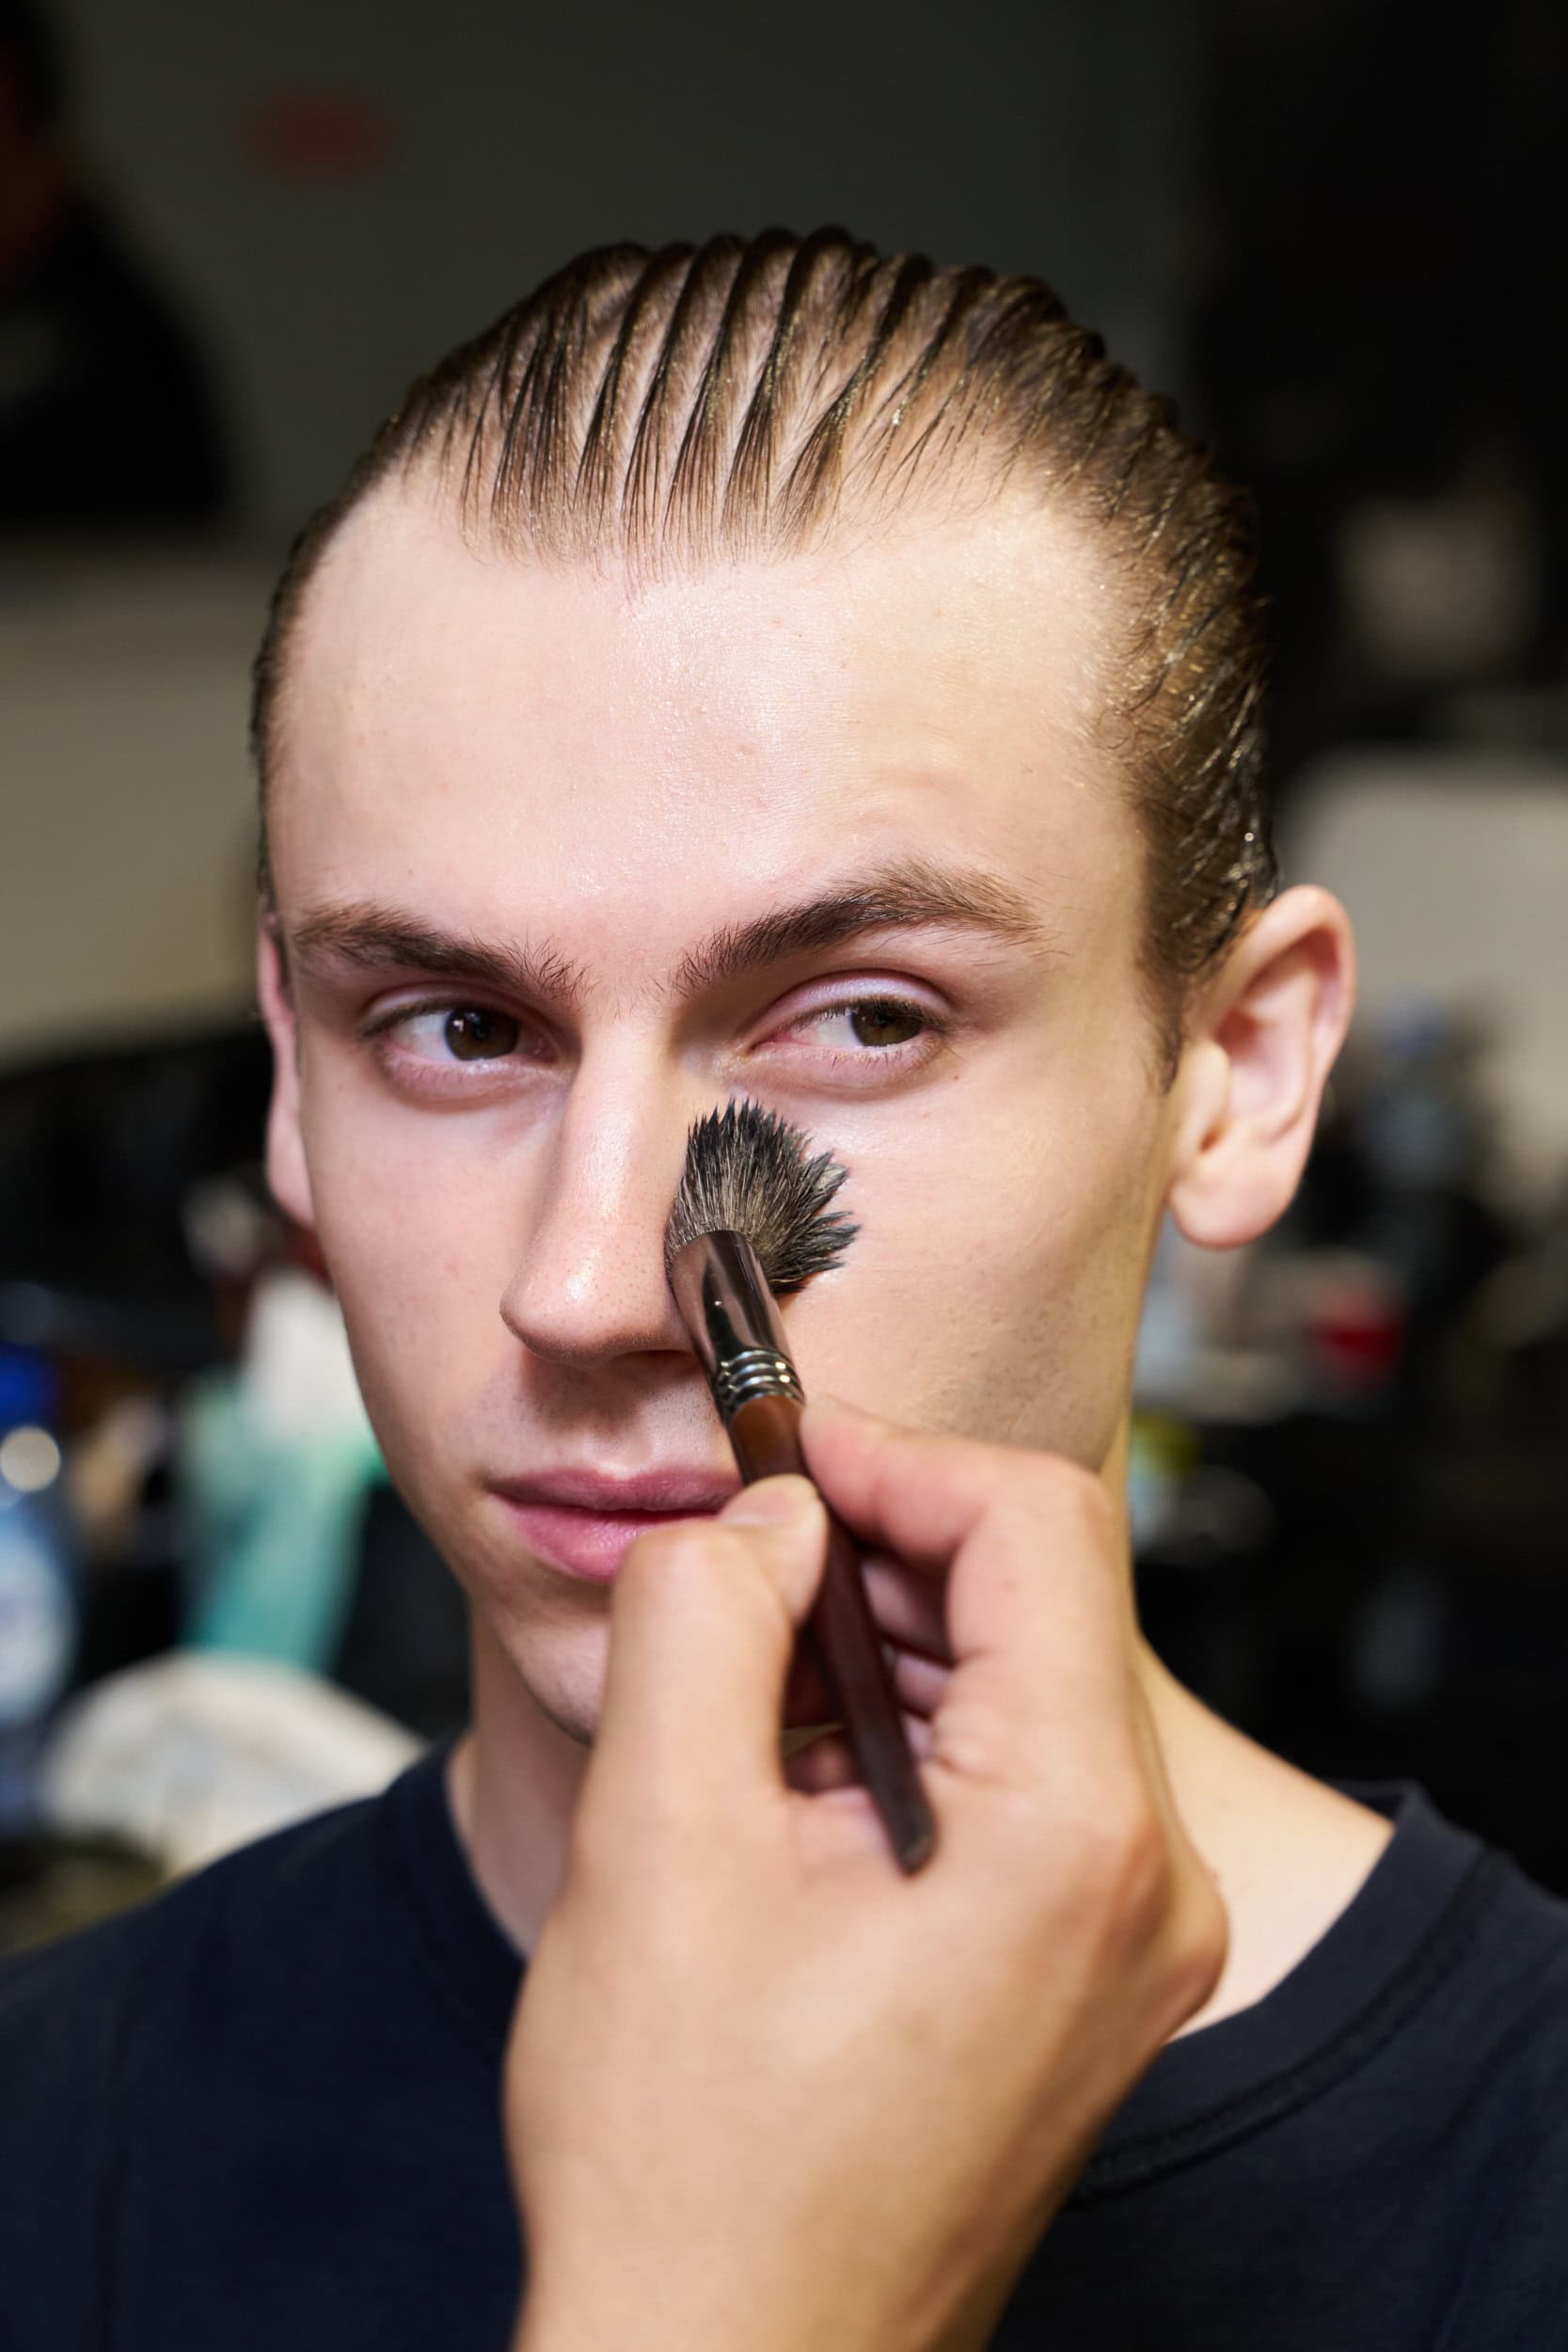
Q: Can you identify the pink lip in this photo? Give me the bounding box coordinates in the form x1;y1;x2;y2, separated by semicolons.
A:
489;1467;738;1583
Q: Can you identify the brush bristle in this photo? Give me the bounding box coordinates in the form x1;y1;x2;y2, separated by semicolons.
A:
664;1099;858;1295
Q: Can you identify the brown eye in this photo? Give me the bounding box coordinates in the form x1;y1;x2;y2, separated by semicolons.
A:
444;1007;521;1061
847;1000;925;1048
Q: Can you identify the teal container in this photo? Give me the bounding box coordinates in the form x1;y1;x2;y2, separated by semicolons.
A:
0;1347;77;1832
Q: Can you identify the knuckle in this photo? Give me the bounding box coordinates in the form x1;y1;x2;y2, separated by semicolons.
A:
1105;1808;1179;1946
1011;1452;1117;1548
1166;1874;1230;2021
1084;1812;1229;2031
931;1695;1043;1797
1063;1781;1179;1947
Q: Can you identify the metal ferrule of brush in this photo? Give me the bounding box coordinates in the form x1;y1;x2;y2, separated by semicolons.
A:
668;1230;805;1424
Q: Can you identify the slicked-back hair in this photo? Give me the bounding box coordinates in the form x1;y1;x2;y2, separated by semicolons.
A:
252;229;1277;1069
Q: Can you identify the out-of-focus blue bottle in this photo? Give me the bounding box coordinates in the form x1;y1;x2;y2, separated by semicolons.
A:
0;1346;77;1833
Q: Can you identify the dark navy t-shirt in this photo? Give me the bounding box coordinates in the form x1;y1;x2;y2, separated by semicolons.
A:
3;1748;1567;2349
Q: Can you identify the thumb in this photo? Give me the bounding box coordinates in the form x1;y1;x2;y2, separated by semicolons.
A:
582;1476;828;1843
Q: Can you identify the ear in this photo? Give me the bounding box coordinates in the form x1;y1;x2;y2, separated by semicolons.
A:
256;914;317;1234
1166;885;1355;1250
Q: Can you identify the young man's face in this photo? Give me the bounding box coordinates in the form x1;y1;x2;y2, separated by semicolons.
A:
262;485;1188;1741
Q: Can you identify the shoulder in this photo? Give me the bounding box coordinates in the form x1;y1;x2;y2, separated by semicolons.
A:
1458;1846;1568;2103
1354;1791;1568;2122
1440;1830;1568;2019
1384;1816;1568;2284
0;1782;388;2112
1432;1857;1568;2344
0;1784;415;2338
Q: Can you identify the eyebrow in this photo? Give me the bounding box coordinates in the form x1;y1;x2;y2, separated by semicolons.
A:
286;909;589;1007
667;857;1045;996
284;857;1045;1011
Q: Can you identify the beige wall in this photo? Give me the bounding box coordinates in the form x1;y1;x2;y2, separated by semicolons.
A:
1;556;267;1066
1285;751;1568;1203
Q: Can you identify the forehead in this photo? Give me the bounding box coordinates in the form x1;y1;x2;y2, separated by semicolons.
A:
270;485;1140;951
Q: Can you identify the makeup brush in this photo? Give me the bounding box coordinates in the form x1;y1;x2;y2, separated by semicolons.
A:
665;1099;936;1874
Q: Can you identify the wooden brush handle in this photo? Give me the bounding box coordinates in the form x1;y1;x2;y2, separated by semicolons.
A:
727;1391;936;1873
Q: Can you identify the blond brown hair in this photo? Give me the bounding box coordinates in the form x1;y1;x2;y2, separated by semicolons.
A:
253;229;1275;1064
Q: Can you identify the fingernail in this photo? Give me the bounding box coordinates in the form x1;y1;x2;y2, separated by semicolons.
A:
724;1475;817;1528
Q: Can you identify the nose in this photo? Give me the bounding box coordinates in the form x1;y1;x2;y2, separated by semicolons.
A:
498;1058;696;1370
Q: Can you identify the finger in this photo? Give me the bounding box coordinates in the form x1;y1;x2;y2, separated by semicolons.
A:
800;1398;1046;1574
582;1476;828;1845
804;1404;1135;1803
891;1646;950;1717
780;1519;949;1736
930;1469;1134;1810
805;1400;1122;1688
863;1553;951;1660
784;1561;947;1728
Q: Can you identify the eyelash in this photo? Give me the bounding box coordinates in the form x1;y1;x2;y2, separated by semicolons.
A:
357;998;551;1086
780;996;950;1078
358;990;949;1092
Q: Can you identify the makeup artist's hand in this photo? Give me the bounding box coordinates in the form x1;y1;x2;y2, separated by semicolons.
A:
504;1402;1226;2352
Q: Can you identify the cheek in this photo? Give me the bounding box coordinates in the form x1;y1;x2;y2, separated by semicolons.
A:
294;1069;518;1449
785;1073;1165;1466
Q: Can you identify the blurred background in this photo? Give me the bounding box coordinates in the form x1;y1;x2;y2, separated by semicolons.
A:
2;0;1565;1946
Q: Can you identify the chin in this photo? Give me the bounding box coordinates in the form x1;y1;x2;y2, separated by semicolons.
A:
400;1477;612;1746
482;1592;611;1748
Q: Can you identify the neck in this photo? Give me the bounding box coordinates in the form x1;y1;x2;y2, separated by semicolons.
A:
1134;1644;1392;2032
446;1614;589;1955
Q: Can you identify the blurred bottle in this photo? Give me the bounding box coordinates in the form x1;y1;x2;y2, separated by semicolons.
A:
0;1345;77;1831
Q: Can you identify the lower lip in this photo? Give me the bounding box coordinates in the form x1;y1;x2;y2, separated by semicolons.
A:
497;1498;721;1582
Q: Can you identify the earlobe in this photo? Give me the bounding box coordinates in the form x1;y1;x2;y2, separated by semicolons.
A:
1168;886;1355;1252
256;916;317;1233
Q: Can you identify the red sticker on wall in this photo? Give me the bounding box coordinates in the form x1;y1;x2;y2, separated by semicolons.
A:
246;93;399;176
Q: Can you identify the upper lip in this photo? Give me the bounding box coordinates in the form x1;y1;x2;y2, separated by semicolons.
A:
488;1466;738;1516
